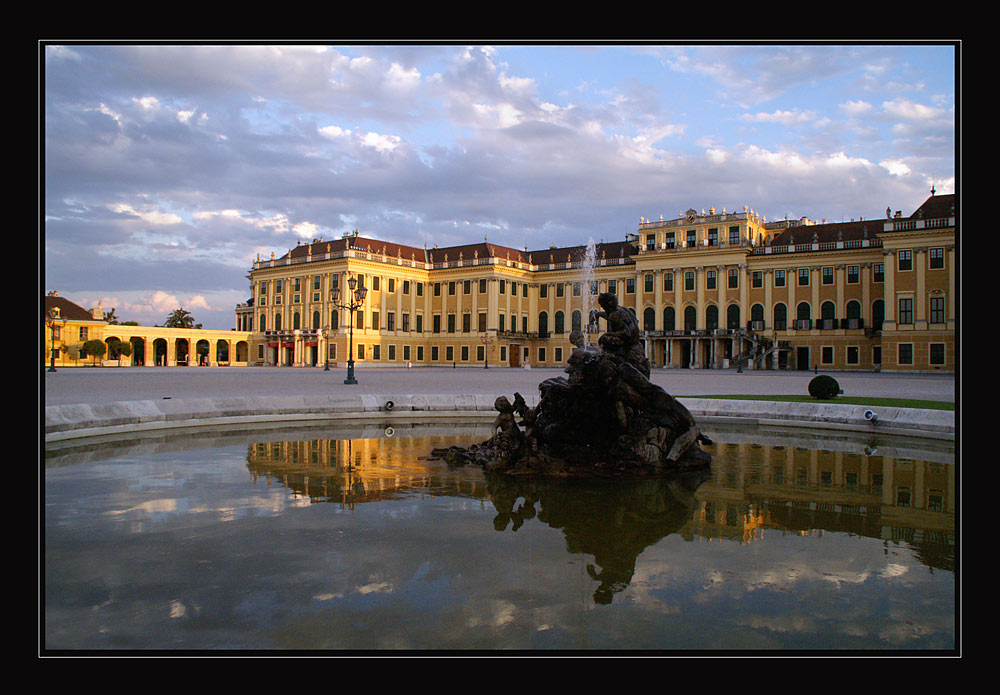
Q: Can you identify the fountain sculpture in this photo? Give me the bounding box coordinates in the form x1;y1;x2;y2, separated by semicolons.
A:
433;289;713;478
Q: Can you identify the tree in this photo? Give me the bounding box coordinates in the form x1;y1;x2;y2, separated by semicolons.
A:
165;308;196;328
107;338;132;367
103;308;119;325
80;339;107;366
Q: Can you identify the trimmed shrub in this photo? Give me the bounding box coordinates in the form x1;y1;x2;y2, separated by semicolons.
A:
808;374;840;400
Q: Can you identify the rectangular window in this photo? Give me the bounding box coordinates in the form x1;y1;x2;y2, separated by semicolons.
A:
873;263;884;283
372;344;381;360
686;230;697;247
556;283;564;298
498;314;505;332
355;311;364;329
775;269;786;287
728;268;738;289
522;283;528;297
706;270;716;290
898;343;913;365
431;346;439;361
313;276;321;290
479;278;487;293
644;274;654;292
646;233;656;250
478;312;487;332
930;343;945;365
608;279;617;295
386;312;395;331
446;346;454;361
403;280;410;294
499;346;507;362
554;347;563;362
685;272;694;291
574;282;582;296
847;346;859;364
798;268;809;286
461;346;469;361
538;347;546;363
930;296;945;324
847;265;859;283
401;313;409;332
664;232;675;249
448;314;456;333
371;311;380;330
822;267;834;285
434;282;441;296
416;282;423;296
357;344;365;360
79;327;88;341
500;279;506;295
538;283;545;298
626;278;635;293
477;345;485;361
663;273;673;292
372;276;379;291
898;249;912;271
929;247;944;269
752;271;762;288
463;280;471;295
403;345;410;360
462;313;471;333
433;314;441;333
822;346;833;364
416;314;423;333
449;281;456;295
387;278;395;293
417;345;424;361
708;228;718;246
388;345;396;360
729;226;740;245
898;297;913;324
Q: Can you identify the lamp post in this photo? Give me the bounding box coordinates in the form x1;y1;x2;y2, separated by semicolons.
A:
480;329;496;369
332;276;368;385
45;309;64;373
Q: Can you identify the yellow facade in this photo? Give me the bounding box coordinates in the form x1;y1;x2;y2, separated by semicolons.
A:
238;193;956;372
43;291;253;368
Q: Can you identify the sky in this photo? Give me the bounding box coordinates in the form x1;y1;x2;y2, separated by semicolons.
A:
42;42;958;330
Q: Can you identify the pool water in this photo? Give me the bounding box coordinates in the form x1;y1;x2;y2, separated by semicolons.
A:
43;423;956;652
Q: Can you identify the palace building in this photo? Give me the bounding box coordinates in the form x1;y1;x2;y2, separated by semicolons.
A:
237;191;956;373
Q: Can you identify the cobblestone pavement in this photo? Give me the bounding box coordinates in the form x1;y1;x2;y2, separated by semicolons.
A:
43;365;956;407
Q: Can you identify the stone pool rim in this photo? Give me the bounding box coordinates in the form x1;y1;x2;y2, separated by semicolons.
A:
44;394;955;444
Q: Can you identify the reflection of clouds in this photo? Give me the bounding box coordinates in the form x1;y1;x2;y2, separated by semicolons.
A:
465;600;518;629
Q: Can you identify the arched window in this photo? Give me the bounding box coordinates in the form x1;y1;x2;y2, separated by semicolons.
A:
751;303;765;322
727;304;740;330
330;309;339;330
684;306;697;331
259;314;266;332
538;311;548;336
572;310;582;333
706;305;718;330
872;299;884;330
773;303;787;330
663;306;675;331
274;313;282;331
643;307;655;331
554;311;565;335
797;302;812;320
846;300;861;319
312;311;321;329
821;301;836;320
293;312;301;330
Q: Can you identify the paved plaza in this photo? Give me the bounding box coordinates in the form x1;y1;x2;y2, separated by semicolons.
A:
43;365;956;407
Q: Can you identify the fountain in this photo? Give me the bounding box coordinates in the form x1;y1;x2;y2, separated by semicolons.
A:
433;289;713;477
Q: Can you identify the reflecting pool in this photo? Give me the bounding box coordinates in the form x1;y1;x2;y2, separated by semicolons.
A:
43;422;956;652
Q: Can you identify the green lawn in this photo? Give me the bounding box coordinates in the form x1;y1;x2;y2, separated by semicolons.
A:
683;394;954;411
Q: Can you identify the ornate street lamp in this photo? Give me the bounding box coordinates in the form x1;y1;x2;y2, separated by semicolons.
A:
331;275;368;385
45;308;65;373
480;329;496;369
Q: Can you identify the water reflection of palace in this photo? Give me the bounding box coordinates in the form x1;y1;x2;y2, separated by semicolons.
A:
246;435;491;507
248;433;956;602
689;440;955;571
